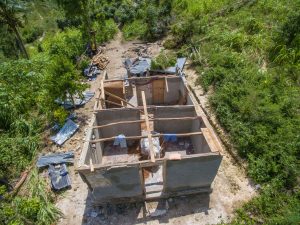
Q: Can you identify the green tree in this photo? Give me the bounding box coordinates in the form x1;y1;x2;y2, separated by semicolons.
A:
0;0;29;59
56;0;93;42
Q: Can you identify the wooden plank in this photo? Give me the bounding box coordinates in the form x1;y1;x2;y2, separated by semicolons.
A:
141;91;155;163
94;104;196;112
165;77;169;92
103;75;179;82
93;116;201;129
201;128;220;153
76;152;220;171
89;131;203;143
101;98;124;108
105;90;134;107
89;159;94;172
152;79;165;104
101;80;105;108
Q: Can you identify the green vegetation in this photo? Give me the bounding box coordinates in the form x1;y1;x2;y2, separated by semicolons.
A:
0;170;62;225
166;0;300;223
151;51;177;70
0;0;299;224
96;0;172;41
0;0;119;223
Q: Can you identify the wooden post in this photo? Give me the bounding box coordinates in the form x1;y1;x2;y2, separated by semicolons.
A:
165;77;169;92
141;91;155;163
90;159;94;172
101;80;105;108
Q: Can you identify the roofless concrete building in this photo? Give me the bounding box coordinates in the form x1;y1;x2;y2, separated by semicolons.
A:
77;72;222;204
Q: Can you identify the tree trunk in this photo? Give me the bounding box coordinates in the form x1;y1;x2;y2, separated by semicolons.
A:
13;26;29;59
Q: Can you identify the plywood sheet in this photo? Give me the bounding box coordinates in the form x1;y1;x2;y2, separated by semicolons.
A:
152;79;165;104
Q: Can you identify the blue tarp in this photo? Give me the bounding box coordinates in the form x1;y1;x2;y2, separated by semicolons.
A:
163;134;178;142
55;91;95;109
48;164;71;190
113;134;127;148
128;57;151;76
37;151;74;168
50;119;79;145
125;57;186;76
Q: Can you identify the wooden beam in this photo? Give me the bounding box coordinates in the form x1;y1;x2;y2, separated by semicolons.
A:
101;80;105;108
93;116;201;129
103;75;179;82
104;90;134;107
165;77;169;92
93;104;196;112
141;91;156;163
101;98;125;108
89;159;94;172
89;131;203;143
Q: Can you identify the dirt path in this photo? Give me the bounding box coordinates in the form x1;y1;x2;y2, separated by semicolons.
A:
56;33;256;225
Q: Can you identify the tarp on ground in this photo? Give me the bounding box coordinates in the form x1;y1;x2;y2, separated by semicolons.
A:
48;164;71;190
37;151;74;168
50;119;79;145
55;91;95;109
125;57;151;76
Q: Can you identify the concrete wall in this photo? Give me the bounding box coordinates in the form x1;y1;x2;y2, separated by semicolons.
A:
95;108;141;138
134;77;191;106
164;78;181;104
165;154;222;192
191;119;210;153
136;82;153;105
153;106;197;133
81;165;143;203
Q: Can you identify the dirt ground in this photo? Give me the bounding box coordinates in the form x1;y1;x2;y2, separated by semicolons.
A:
55;33;256;225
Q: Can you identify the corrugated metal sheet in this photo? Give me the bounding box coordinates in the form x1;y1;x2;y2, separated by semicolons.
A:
56;91;95;109
37;151;74;168
48;164;71;190
50;119;79;145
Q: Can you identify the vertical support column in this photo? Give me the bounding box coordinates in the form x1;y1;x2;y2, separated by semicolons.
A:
93;115;102;164
141;91;155;163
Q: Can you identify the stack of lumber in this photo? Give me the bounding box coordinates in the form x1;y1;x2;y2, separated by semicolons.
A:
92;54;109;70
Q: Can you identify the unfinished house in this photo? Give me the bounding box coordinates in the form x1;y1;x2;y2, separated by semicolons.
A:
77;73;222;203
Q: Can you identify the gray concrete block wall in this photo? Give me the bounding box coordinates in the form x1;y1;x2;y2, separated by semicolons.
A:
153;106;197;133
165;154;222;191
96;108;141;138
81;166;143;202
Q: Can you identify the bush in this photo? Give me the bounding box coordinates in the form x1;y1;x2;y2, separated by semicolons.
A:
0;170;62;225
151;51;177;70
42;28;84;60
22;26;44;43
122;20;147;40
93;19;118;44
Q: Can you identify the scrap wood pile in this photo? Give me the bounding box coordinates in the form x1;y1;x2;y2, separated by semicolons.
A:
92;53;109;70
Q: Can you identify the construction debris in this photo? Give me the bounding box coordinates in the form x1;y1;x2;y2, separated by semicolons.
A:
92;54;109;70
56;91;95;109
124;57;187;77
84;65;101;78
37;151;74;168
51;119;79;145
48;164;71;191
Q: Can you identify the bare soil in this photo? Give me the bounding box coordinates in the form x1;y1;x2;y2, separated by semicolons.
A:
55;33;256;225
